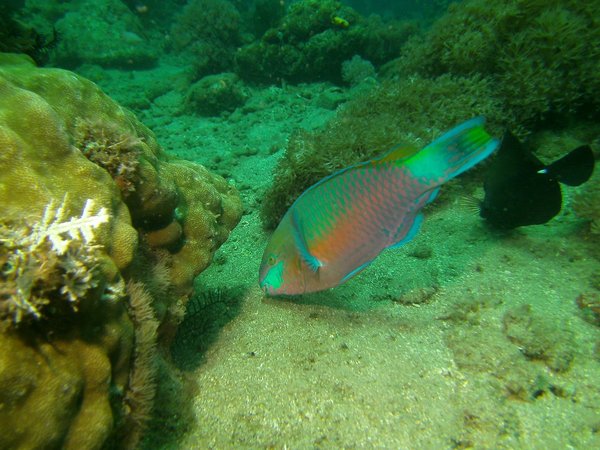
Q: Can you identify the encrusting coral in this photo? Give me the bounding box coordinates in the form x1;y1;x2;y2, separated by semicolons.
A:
0;52;242;449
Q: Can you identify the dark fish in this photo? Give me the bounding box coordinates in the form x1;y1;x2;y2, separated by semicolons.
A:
480;131;595;229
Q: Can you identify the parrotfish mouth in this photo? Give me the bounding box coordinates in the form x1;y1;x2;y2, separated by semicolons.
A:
260;272;281;297
259;281;271;295
259;260;285;296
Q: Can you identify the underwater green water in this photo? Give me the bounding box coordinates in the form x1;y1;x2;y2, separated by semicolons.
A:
2;0;599;448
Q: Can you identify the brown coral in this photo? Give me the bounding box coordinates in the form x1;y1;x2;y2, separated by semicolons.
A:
0;53;242;448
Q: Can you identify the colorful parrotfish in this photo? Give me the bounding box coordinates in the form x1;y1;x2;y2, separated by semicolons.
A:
259;117;499;296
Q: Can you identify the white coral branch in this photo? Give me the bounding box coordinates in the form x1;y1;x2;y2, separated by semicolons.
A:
31;195;110;254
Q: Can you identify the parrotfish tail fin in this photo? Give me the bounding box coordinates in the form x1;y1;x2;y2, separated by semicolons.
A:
407;117;499;185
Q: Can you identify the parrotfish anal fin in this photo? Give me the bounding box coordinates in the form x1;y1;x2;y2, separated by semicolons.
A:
291;209;323;273
388;213;424;249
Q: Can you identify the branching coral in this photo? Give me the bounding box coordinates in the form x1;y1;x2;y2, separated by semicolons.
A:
0;195;112;326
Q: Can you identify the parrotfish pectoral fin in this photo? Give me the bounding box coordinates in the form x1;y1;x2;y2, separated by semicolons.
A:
389;213;424;248
408;117;499;183
340;259;374;284
424;187;441;205
388;185;438;249
291;209;323;272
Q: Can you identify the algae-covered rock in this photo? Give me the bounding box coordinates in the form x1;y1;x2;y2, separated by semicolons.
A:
55;0;158;68
0;53;242;448
235;0;415;84
185;72;248;116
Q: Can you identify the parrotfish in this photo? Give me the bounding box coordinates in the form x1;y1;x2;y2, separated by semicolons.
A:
480;131;595;229
259;117;499;296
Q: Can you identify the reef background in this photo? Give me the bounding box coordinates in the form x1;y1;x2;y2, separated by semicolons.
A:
1;0;600;448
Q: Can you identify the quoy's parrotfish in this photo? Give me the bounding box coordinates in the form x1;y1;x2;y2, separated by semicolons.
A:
259;117;499;296
480;131;595;229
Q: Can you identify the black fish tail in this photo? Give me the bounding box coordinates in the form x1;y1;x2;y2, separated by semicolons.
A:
545;145;595;186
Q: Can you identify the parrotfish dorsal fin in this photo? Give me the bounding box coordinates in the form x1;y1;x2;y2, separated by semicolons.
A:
371;144;419;166
291;209;323;272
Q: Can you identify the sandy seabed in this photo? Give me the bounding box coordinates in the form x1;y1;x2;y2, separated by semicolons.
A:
99;65;600;449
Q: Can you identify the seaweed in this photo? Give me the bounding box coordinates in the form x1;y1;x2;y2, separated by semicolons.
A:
169;0;242;80
235;0;415;84
391;0;600;135
74;119;143;196
573;159;600;237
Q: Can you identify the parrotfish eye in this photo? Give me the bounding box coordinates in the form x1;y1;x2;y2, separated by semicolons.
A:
267;255;276;266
